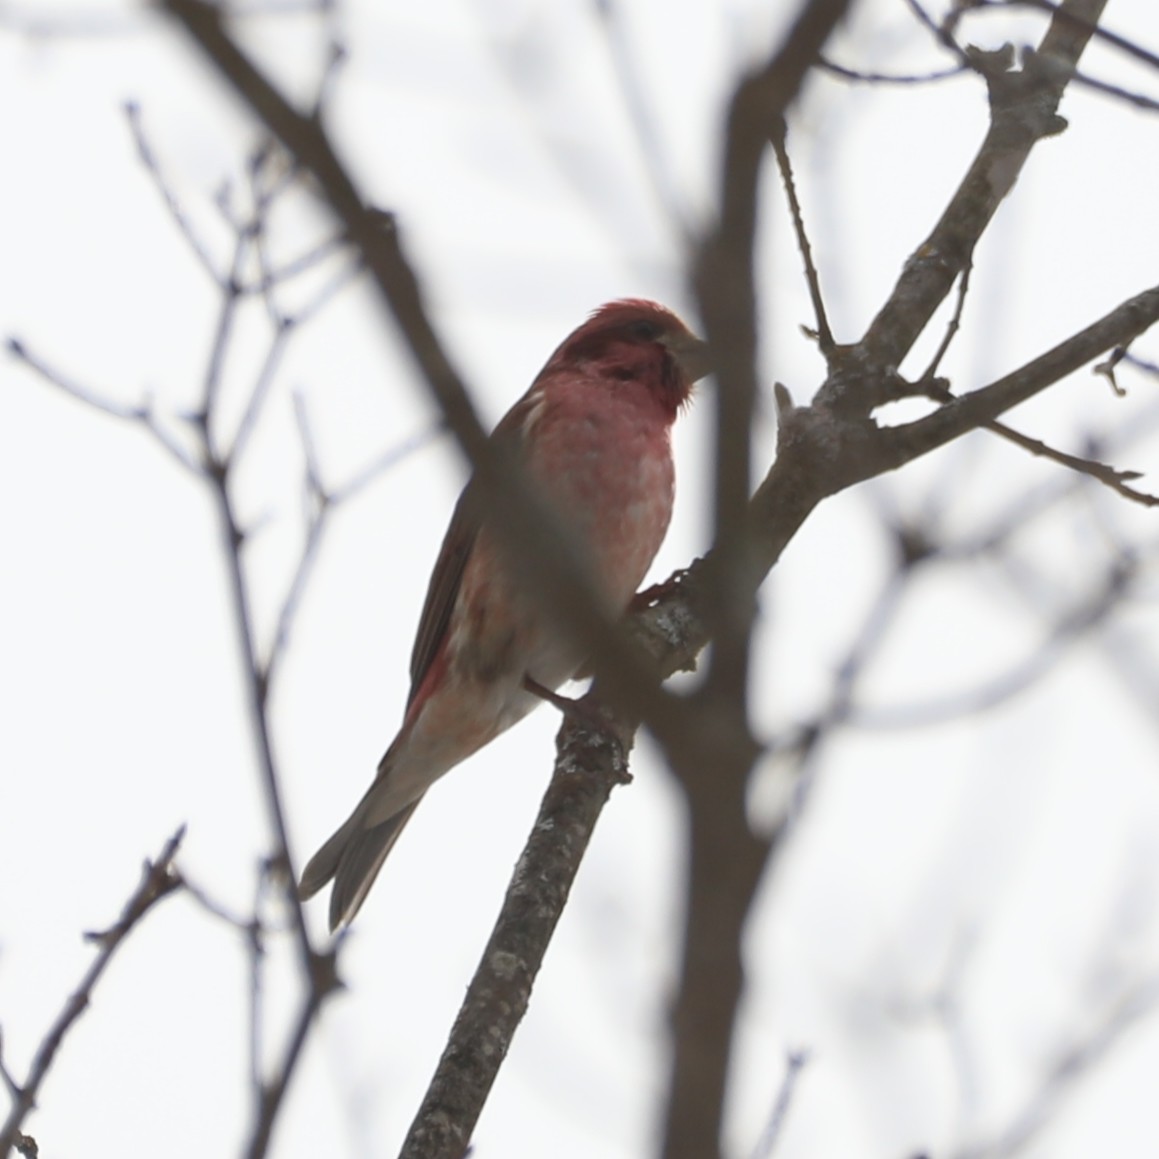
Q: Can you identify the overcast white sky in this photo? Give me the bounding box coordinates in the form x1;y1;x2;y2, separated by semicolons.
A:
2;2;1159;1158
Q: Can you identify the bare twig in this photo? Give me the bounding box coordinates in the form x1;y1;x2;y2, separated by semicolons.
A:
916;377;1158;507
1096;344;1159;393
977;418;1156;506
854;550;1136;728
593;0;693;241
230;318;293;461
951;1;1159;77
818;56;967;84
776;560;913;776
876;284;1159;472
751;1050;810;1159
1069;68;1159;113
920;259;973;382
770;121;835;358
0;829;185;1159
332;424;441;504
953;974;1159;1159
858;0;1107;378
125;101;221;283
6;339;205;474
20;94;360;1157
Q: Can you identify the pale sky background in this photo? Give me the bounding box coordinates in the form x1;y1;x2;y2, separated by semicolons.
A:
2;2;1159;1158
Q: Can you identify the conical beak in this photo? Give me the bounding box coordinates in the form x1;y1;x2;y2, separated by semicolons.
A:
661;331;713;385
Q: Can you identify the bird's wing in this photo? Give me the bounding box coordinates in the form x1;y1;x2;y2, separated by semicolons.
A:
405;391;540;707
406;482;479;707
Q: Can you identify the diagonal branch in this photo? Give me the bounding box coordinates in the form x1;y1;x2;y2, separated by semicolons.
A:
917;380;1159;507
398;700;632;1159
879;285;1159;468
856;0;1108;379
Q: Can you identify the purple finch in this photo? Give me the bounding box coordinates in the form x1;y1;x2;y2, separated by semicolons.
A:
299;300;709;929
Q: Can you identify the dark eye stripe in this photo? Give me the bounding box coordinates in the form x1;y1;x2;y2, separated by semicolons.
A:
630;320;664;341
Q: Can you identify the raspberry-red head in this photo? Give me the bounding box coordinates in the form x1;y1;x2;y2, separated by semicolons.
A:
542;299;711;417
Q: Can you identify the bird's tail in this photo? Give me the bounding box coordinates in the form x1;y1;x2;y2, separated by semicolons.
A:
298;796;423;931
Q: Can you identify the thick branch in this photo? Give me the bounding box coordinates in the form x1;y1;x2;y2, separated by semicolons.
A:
672;4;854;1156
398;702;632;1159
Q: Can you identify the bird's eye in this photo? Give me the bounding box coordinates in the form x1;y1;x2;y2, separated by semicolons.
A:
628;320;662;341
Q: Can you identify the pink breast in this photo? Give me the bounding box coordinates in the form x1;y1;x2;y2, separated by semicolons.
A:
524;377;676;608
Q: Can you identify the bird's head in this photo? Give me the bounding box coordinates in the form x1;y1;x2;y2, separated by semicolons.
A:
546;299;712;416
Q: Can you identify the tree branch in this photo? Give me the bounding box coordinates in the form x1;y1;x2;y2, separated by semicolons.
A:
398;700;632;1159
0;830;185;1159
857;0;1108;379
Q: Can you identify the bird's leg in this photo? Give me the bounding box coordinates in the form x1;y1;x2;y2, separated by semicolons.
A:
522;675;632;782
522;675;612;731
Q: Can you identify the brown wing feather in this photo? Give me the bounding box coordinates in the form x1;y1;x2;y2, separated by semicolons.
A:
405;394;536;706
406;483;480;706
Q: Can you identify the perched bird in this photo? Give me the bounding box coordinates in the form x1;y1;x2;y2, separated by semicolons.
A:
299;299;710;930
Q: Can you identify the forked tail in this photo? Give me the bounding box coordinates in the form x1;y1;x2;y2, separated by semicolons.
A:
299;796;423;931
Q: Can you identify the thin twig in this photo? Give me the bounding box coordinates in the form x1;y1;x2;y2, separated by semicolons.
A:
125;100;222;284
1070;68;1159;113
593;0;693;242
770;120;835;357
263;393;332;683
876;284;1159;474
191;145;341;1159
0;829;186;1158
332;424;442;504
920;259;973;382
6;339;204;474
953;974;1159;1159
248;232;349;294
230;320;293;461
917;365;1158;506
953;0;1159;77
245;983;332;1159
981;417;1156;506
818;56;967;84
857;0;1107;377
853;552;1135;729
777;563;911;772
751;1050;810;1159
247;868;269;1117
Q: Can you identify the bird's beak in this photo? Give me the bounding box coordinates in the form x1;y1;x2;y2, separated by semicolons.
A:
661;331;713;385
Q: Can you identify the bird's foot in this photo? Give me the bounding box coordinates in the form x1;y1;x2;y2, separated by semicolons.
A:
523;675;626;747
522;675;602;724
630;568;691;612
523;676;633;783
